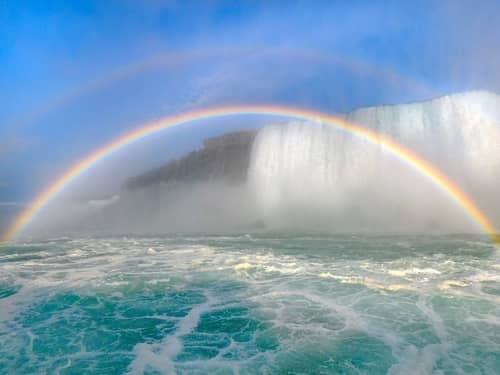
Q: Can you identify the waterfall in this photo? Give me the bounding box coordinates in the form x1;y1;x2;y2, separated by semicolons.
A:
248;91;500;233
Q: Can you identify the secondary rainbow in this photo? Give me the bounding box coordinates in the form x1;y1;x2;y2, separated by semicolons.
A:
1;105;498;245
9;46;434;132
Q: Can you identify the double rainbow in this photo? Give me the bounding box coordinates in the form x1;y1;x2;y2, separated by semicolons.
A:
1;105;497;245
9;47;434;132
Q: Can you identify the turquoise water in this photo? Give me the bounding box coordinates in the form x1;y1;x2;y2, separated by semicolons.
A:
0;235;499;374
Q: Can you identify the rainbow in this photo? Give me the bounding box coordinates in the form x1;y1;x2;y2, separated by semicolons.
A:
8;47;434;133
1;105;498;245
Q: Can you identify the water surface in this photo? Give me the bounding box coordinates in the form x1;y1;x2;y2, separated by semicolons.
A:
1;234;499;374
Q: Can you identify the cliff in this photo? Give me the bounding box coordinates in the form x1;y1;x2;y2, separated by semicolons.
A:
125;130;257;189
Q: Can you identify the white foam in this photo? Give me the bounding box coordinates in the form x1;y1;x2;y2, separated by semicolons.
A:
438;280;468;290
318;272;414;292
68;249;84;258
127;292;213;375
233;262;254;270
389;344;444;375
388;268;441;277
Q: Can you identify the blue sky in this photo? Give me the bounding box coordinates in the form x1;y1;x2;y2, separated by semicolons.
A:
1;0;500;229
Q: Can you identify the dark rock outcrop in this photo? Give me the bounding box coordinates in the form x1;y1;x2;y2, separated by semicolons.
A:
125;130;257;189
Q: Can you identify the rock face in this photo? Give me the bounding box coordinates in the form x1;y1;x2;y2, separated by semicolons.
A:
125;130;256;189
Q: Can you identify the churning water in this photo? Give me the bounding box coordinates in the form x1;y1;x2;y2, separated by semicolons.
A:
1;234;499;374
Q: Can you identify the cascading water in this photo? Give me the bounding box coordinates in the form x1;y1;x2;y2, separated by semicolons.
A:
248;91;500;233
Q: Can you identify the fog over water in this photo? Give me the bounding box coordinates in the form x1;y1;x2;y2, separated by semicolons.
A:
20;91;500;240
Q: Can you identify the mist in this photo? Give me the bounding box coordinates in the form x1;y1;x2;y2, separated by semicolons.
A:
22;90;500;239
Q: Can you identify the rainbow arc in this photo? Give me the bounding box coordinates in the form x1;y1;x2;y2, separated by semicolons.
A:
1;105;497;245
